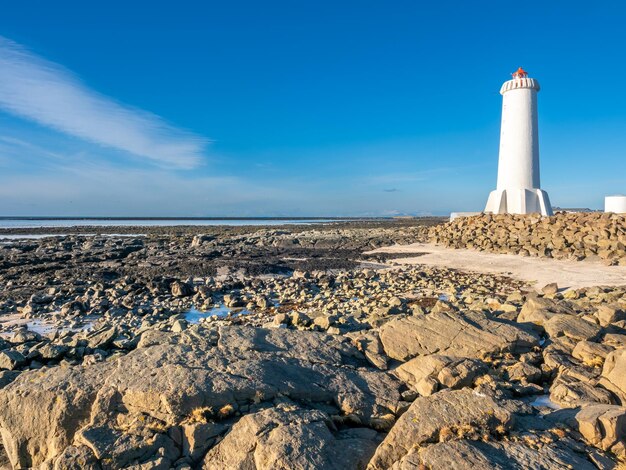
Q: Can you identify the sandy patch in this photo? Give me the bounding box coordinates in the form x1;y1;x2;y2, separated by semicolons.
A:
367;243;626;291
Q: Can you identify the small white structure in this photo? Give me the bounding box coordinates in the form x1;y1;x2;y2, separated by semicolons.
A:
485;67;553;216
605;195;626;213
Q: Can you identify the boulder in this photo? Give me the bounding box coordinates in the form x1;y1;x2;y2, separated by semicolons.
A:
544;314;602;342
395;355;486;395
517;296;575;326
203;406;380;470
368;389;515;469
379;311;537;362
84;326;118;350
572;341;613;366
541;283;559;296
505;362;543;383
549;374;614;407
575;405;626;458
596;304;626;327
171;281;193;297
600;348;626;404
0;350;26;371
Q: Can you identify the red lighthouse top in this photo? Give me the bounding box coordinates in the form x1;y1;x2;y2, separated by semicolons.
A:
512;67;528;79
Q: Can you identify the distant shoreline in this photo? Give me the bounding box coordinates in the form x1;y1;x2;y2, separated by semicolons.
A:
0;217;445;236
0;216;385;221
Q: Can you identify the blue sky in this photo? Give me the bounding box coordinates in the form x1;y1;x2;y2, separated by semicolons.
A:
0;1;624;216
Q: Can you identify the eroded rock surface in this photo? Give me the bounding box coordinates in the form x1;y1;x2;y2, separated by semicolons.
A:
379;310;538;361
202;405;380;470
368;389;516;469
0;326;401;468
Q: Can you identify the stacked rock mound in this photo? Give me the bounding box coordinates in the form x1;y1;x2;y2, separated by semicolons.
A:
430;212;626;265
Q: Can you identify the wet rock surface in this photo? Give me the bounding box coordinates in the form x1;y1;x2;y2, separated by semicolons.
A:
0;218;624;469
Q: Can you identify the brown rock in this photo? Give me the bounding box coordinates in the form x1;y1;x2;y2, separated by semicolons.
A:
368;389;514;469
379;311;537;362
576;405;626;458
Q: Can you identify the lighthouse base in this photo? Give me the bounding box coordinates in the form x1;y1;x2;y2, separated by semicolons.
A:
485;188;553;216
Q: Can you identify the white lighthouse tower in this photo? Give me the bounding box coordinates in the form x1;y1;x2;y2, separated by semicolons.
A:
485;67;553;216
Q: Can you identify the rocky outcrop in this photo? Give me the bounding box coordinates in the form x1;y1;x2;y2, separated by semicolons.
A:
430;212;626;264
0;326;402;468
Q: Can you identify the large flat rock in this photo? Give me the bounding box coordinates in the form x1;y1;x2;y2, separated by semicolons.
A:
379;311;538;362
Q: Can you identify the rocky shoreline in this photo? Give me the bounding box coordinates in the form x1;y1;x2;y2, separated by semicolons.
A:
430;212;626;265
0;217;625;469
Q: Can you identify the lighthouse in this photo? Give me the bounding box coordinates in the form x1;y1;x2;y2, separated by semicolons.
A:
485;67;553;216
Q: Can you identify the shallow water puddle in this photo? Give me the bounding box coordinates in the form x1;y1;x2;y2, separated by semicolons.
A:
530;394;561;410
0;313;95;337
185;305;252;324
27;318;95;335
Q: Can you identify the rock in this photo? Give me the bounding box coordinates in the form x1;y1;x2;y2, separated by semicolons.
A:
29;294;53;305
550;374;614;407
395;355;486;395
85;326;117;350
379;311;538;362
313;315;337;330
541;282;559;295
517;296;573;326
290;312;312;327
414;439;598;470
203;405;380;469
544;314;602;342
51;445;101;469
0;350;26;370
349;332;389;370
572;341;613;366
191;235;214;247
600;348;626;403
223;294;243;307
171;319;188;333
171;281;193;298
37;343;70;361
11;330;42;344
505;361;542;383
575;405;626;458
273;313;289;326
596;304;626;327
0;371;19;389
61;300;85;316
428;212;626;264
368;389;515;469
181;422;226;463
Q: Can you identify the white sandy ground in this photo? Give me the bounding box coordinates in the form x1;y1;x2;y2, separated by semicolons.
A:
366;243;626;291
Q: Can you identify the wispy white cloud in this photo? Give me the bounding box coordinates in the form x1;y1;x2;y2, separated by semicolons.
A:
0;36;207;169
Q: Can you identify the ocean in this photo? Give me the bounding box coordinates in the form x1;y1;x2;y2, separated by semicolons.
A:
0;218;350;229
